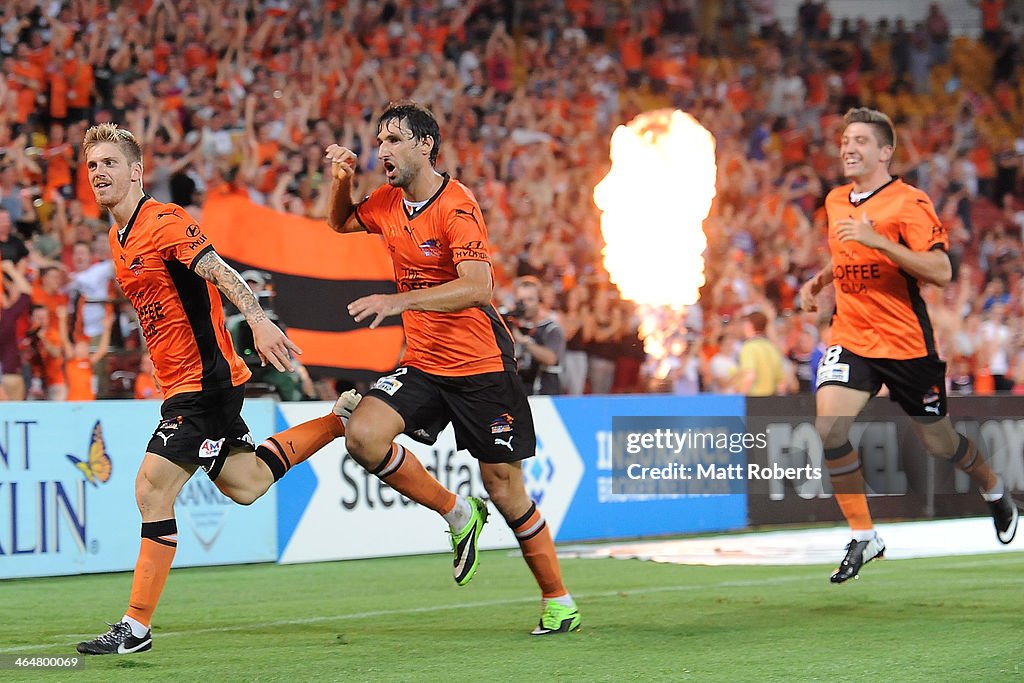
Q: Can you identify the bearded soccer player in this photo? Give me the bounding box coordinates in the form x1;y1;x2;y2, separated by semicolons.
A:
76;124;360;654
800;107;1019;583
323;102;579;634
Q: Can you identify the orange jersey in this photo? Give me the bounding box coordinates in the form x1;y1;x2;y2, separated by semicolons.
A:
109;196;250;398
65;358;94;400
825;178;948;360
354;174;515;376
134;371;162;399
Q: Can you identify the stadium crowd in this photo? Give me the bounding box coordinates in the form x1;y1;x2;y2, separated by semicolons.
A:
0;0;1022;400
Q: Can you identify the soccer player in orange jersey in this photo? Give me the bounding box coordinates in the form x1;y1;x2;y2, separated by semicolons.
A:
76;124;359;655
800;108;1019;583
324;102;579;635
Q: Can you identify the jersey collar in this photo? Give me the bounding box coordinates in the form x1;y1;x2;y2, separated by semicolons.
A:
403;173;450;219
847;176;899;207
117;194;152;247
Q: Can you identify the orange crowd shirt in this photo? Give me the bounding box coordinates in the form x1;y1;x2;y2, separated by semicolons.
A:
135;370;161;399
65;358;94;400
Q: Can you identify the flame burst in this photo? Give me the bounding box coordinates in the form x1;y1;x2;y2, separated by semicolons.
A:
593;110;717;380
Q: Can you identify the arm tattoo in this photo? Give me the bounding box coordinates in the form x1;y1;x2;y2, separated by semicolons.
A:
193;251;267;324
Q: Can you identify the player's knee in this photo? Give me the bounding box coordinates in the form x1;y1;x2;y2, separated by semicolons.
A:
342;417;383;468
919;427;959;459
486;486;515;514
135;478;174;517
815;417;849;449
481;470;526;515
487;486;530;519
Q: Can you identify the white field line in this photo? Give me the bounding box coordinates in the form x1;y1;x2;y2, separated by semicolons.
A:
3;555;1021;654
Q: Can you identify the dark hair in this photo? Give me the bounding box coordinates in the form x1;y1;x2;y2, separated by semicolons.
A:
377;102;441;165
745;310;769;334
515;275;543;292
843;107;896;151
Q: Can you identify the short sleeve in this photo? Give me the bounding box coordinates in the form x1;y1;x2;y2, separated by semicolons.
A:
150;205;215;270
901;192;948;253
445;201;491;265
353;187;390;235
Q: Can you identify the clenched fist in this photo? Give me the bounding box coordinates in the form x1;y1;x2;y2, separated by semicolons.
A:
324;144;358;182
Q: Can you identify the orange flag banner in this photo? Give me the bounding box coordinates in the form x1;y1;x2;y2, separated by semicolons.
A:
202;191;403;380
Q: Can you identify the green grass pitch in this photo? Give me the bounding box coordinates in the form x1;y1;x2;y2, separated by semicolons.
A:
2;548;1022;682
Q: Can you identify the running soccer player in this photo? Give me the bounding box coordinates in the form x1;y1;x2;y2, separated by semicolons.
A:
800;107;1019;583
323;102;579;634
76;124;360;655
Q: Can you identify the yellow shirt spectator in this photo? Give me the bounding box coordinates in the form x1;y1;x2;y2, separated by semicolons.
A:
737;311;786;396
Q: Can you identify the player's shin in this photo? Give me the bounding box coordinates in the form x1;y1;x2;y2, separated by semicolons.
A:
824;442;874;536
507;502;569;600
372;442;458;515
125;519;177;630
950;434;1000;495
255;414;346;482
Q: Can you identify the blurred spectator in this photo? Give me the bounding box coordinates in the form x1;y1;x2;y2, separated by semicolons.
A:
736;310;788;396
0;0;1019;401
981;303;1015;392
0;259;31;400
925;4;951;65
970;0;1006;47
559;286;588;395
707;330;741;394
65;338;107;401
511;275;564;396
0;208;28;264
22;304;55;400
948;354;976;396
612;302;646;393
584;288;622;395
661;334;701;396
226;269;313;401
134;351;162;400
66;239;114;345
788;321;819;393
31;266;69;400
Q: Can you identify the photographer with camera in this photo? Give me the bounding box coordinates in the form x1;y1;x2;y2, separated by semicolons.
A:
227;270;314;401
507;276;565;395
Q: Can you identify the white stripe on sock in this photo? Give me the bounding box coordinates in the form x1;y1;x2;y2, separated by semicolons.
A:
516;516;545;540
378;444;405;478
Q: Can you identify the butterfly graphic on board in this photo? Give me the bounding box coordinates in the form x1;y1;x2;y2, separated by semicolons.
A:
66;421;113;486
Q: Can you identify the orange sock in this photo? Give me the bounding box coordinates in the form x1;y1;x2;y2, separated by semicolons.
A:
373;442;456;515
256;414;345;481
951;435;999;492
508;502;566;598
824;442;873;531
125;519;177;628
